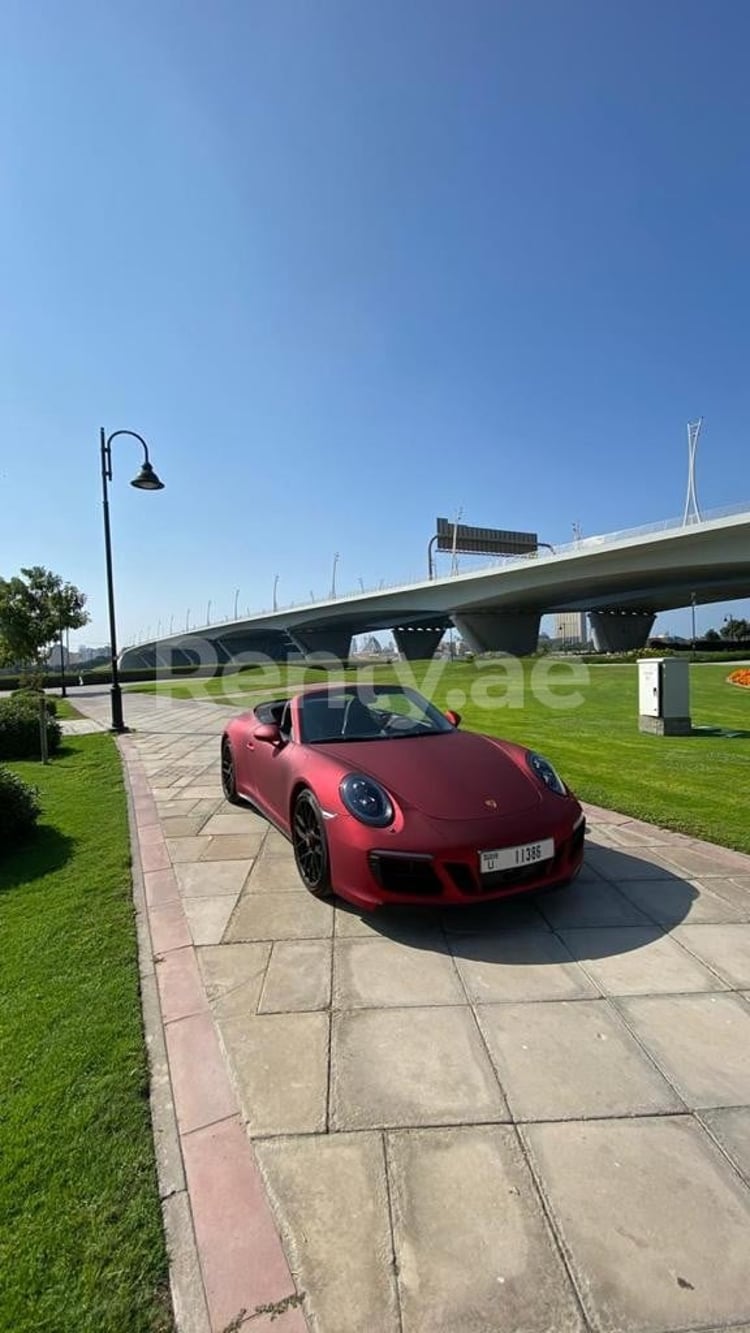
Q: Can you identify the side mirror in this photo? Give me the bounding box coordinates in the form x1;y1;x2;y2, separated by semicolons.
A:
445;709;461;728
254;723;282;745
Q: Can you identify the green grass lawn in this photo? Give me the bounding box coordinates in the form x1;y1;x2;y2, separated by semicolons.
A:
132;658;750;852
52;696;83;721
0;736;172;1333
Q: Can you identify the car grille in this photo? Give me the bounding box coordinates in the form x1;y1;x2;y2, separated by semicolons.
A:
368;852;443;896
445;862;478;895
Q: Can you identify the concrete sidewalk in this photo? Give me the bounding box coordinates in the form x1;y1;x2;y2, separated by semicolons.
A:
77;688;750;1333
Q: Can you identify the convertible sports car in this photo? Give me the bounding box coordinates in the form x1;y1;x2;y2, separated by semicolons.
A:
221;684;585;910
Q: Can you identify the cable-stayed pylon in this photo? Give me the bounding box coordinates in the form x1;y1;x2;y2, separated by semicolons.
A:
682;418;703;525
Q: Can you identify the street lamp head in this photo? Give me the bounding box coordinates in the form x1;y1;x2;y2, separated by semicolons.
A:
131;461;165;491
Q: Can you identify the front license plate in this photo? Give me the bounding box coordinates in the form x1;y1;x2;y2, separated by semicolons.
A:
480;838;554;875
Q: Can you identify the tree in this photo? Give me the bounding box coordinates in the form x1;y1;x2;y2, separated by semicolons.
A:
703;628;721;642
0;567;90;676
720;617;750;641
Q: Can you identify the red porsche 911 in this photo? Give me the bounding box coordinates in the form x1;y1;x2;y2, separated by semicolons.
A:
220;684;585;910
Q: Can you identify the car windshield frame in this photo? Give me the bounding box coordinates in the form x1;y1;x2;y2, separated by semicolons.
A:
298;684;454;745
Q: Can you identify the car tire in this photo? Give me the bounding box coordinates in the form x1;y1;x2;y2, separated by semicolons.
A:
292;789;333;899
221;739;242;806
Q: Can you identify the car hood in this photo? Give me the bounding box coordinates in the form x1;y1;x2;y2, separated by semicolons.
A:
317;730;543;820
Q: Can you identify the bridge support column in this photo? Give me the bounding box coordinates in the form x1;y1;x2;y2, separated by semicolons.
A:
287;627;353;663
452;611;541;656
393;621;448;661
589;610;655;653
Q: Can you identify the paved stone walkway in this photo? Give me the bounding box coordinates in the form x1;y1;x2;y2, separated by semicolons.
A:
75;689;750;1333
59;716;106;735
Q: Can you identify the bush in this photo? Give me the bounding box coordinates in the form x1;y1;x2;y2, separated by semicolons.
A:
10;689;58;716
0;698;62;760
0;765;41;847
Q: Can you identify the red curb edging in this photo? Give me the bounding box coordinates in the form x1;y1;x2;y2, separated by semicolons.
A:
119;737;306;1333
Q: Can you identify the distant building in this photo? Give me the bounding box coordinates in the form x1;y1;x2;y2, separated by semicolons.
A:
554;612;588;644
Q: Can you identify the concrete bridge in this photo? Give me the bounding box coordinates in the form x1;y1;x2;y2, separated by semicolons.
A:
120;505;750;667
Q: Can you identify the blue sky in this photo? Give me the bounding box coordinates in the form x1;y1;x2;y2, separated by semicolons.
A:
1;0;748;647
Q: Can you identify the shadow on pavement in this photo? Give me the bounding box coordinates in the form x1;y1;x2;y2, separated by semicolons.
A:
337;846;699;964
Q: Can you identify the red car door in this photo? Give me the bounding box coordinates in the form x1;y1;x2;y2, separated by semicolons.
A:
240;705;296;830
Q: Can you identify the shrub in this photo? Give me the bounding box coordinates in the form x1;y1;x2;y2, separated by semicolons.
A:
10;689;58;716
0;765;41;847
0;698;62;760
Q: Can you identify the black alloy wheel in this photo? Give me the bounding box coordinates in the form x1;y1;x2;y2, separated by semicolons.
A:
292;789;333;898
221;739;241;805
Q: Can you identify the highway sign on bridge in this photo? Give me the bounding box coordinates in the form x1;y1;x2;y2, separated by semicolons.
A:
435;517;538;556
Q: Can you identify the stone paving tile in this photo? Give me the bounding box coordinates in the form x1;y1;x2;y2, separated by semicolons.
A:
262;829;295;856
219;1010;329;1135
181;1116;298;1333
156;800;202;819
161;816;209;839
201;810;268;836
560;926;722;996
238;1308;308;1332
450;931;599;1003
477;999;682;1122
597;822;689;848
164;1011;237;1134
200;833;265;860
700;1107;750;1183
334;936;465;1009
584;845;678;881
198;942;272;1019
190;797;224;821
183;895;242;946
331;1005;508;1130
255;1132;400;1333
166;836;211;864
171;778;221;793
174;860;252;898
522;1116;750;1333
144;867;180;908
671;923;750;989
149;901;192;954
244;855;305;892
387;1126;584;1333
440;897;552;933
335;905;443;940
226;891;334;942
615;877;740;926
258;940;332;1013
617;993;750;1109
693;876;750;918
660;845;750;879
140;839;171;873
537;878;653;929
156;948;208;1022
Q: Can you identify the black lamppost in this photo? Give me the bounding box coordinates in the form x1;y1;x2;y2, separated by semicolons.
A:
100;427;164;733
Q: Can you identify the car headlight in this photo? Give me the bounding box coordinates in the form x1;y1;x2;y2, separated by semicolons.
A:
527;751;567;796
340;774;394;827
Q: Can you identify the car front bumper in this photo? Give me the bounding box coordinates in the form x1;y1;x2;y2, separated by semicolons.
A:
330;811;586;910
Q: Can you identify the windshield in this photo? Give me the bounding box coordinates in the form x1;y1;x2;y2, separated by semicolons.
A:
298;685;454;744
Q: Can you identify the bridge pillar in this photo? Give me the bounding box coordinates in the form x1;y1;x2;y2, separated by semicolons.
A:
393;621;448;661
287;626;353;663
452;611;541;656
589;610;655;652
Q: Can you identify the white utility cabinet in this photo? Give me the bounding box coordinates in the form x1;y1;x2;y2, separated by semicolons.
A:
637;657;691;736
